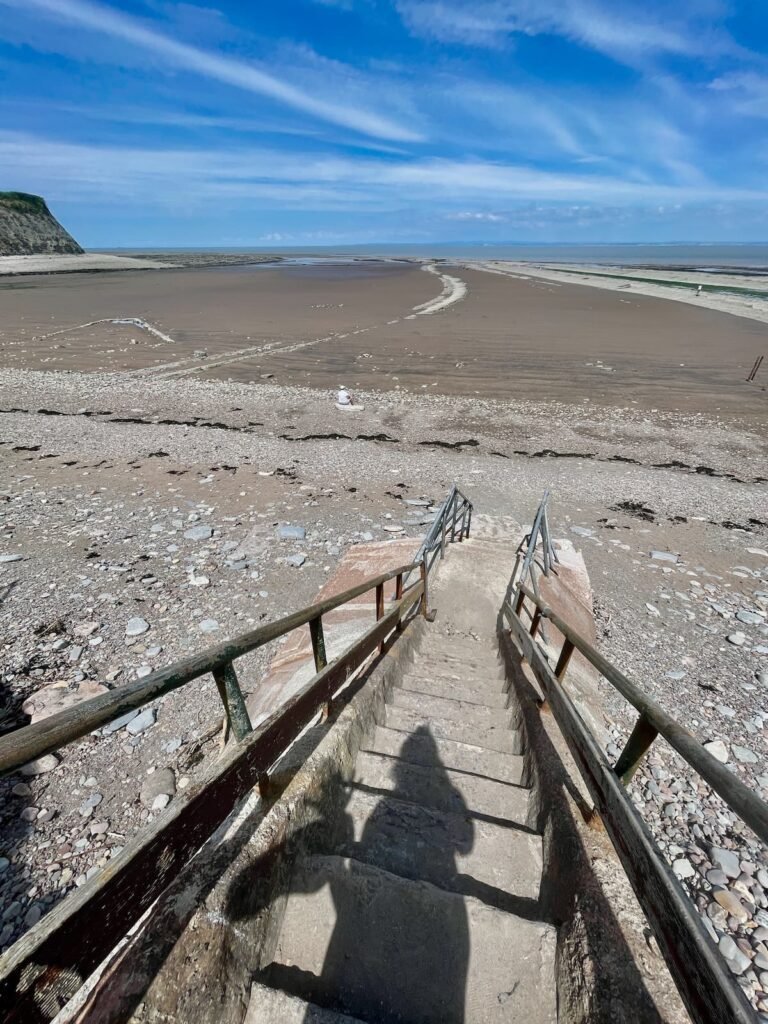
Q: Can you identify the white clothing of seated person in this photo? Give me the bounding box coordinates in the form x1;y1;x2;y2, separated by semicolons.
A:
335;385;364;412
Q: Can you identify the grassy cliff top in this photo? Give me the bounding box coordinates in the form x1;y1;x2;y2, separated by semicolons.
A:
0;192;50;214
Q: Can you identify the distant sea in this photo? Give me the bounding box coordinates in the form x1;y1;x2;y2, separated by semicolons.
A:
103;243;768;271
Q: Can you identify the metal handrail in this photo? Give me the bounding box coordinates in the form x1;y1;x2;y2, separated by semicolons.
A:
408;484;473;582
0;561;418;776
506;581;765;1024
513;583;768;846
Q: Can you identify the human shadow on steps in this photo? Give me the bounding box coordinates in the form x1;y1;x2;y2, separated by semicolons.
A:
249;725;474;1023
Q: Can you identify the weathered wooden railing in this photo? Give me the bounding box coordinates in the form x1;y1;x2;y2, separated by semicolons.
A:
0;560;430;1021
506;582;768;1024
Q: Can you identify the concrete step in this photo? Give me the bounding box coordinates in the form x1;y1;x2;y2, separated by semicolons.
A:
246;982;365;1023
384;705;522;755
403;656;506;681
365;725;524;785
390;688;511;729
353;749;529;825
418;640;503;666
398;673;509;708
271;855;557;1024
336;789;541;906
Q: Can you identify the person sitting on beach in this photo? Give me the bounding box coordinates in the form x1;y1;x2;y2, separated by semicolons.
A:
337;385;353;406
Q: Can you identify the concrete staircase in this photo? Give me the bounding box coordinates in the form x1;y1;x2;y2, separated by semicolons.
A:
248;535;557;1023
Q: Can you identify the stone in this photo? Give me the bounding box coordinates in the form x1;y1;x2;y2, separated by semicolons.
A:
11;783;31;797
20;807;39;822
0;857;10;874
704;740;729;763
140;768;176;810
285;554;306;567
0;553;25;563
184;525;213;541
125;617;150;637
136;665;153;679
673;858;695;879
189;575;210;587
733;745;759;764
79;792;103;816
707;869;728;886
20;754;59;776
22;681;108;725
570;526;594;538
126;708;157;735
714;890;749;923
738;610;765;625
710;846;741;879
645;603;660;617
103;708;140;734
666;671;686;680
161;737;182;754
24;904;42;928
650;551;678;563
151;794;171;812
727;632;747;646
719;934;751;975
278;525;306;541
199;619;219;633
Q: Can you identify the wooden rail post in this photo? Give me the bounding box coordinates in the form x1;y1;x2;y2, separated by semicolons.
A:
309;615;327;673
465;505;472;539
529;607;543;640
514;587;526;616
419;559;430;619
614;714;659;785
212;661;252;741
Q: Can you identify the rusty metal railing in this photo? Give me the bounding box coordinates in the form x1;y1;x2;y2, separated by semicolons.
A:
409;484;472;580
506;581;767;1024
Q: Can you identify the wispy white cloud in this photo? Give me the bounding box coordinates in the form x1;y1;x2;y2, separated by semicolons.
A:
710;71;768;117
0;0;422;141
396;0;738;64
447;211;508;222
3;131;765;210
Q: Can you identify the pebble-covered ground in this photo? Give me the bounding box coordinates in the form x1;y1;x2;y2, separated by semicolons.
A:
0;366;766;1012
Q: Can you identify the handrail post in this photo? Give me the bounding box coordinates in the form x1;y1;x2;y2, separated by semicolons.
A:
419;558;430;619
212;661;252;742
395;572;404;632
554;638;575;680
514;587;526;616
465;504;472;539
458;501;468;541
529;607;543;640
450;491;459;541
376;581;385;653
309;615;327;672
440;506;447;558
614;714;659;785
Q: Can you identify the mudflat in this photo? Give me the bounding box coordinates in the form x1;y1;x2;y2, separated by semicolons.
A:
0;259;765;415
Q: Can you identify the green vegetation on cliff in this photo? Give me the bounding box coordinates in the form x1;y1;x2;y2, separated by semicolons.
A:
0;192;84;256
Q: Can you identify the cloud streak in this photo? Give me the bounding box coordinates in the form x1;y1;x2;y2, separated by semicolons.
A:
0;0;422;142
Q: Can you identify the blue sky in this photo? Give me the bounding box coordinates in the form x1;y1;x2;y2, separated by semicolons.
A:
1;0;768;245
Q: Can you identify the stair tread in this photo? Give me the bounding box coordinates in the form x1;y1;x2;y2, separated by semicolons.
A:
398;675;509;708
390;688;510;728
246;982;365;1023
272;854;556;1024
366;726;523;784
385;706;521;755
354;750;529;824
336;789;541;904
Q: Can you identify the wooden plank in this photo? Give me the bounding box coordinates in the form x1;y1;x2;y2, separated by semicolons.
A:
506;607;755;1024
0;584;423;1023
614;715;659;786
0;562;416;777
309;616;327;673
514;588;768;847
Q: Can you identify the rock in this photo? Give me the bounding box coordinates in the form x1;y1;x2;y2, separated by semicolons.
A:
20;754;59;776
0;553;25;563
673;858;695;879
0;924;13;945
0;857;10;874
645;603;660;617
704;740;729;763
757;671;768;687
665;670;686;680
727;632;747;646
11;783;31;797
140;768;176;810
189;574;210;587
67;645;83;663
126;708;157;735
79;792;103;816
285;554;306;567
714;890;749;923
383;525;404;533
103;708;140;734
22;681;108;724
20;806;39;822
125;617;150;637
570;526;594;538
719;934;751;974
184;525;213;541
161;737;182;754
650;551;678;563
737;610;765;625
199;619;219;633
151;794;171;812
145;645;162;657
707;869;728;886
136;665;152;679
732;745;759;764
24;904;42;928
278;525;306;540
710;846;741;879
